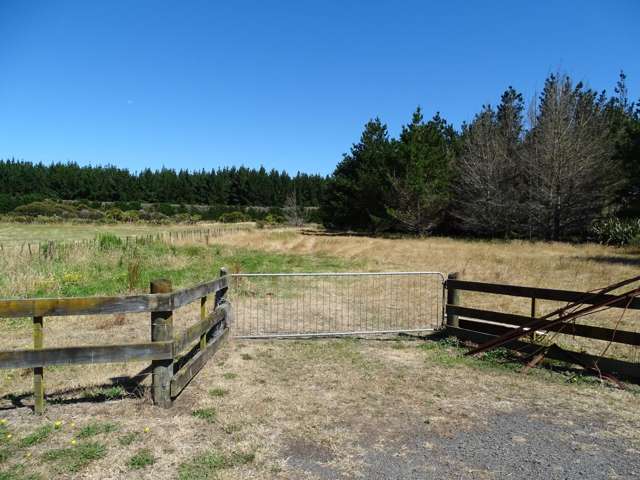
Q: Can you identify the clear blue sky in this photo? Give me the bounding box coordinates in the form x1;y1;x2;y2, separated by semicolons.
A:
0;1;638;176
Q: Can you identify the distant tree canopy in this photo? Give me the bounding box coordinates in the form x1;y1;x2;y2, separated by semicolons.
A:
0;162;327;209
321;71;640;241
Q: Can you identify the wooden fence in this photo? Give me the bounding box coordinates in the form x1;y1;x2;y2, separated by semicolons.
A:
0;224;253;259
445;273;640;380
0;268;231;413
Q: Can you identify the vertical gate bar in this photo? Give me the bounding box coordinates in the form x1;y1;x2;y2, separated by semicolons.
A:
33;316;44;415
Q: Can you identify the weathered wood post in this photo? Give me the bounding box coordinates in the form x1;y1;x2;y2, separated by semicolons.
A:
446;272;460;328
150;279;174;408
215;267;228;308
33;316;44;414
199;294;208;351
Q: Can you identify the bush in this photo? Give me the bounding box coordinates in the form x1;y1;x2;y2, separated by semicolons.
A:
592;217;640;246
105;208;125;221
12;200;77;218
219;211;251;223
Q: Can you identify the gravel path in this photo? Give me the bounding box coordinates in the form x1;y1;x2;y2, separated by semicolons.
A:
287;409;640;479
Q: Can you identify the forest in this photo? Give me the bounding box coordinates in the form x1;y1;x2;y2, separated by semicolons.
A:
0;162;326;212
321;72;640;242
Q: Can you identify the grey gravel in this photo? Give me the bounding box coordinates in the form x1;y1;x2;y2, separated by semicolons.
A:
286;410;639;479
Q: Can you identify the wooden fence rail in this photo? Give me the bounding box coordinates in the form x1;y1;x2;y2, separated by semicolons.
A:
445;273;640;380
0;268;230;414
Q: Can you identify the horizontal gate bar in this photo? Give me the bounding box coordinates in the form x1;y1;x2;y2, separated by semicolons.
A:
230;271;445;279
235;327;437;339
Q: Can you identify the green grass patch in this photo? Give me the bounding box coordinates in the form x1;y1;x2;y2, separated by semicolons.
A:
240;353;252;361
0;464;40;480
222;372;237;380
126;449;154;470
17;240;361;299
117;432;142;447
81;385;126;401
0;448;12;464
192;408;217;423
18;425;53;448
208;388;228;398
76;421;118;439
177;450;254;480
43;442;107;473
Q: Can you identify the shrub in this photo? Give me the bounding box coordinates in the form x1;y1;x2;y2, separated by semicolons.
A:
219;211;251;223
77;208;104;220
592;217;640;246
264;213;284;225
105;208;124;221
12;200;77;218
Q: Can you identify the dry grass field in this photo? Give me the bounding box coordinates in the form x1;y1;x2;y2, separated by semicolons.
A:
1;225;639;479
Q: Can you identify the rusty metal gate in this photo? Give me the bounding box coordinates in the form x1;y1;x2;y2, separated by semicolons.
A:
227;271;445;338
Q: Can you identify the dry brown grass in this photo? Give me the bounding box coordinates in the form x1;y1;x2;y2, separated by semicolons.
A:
0;339;638;479
217;229;640;361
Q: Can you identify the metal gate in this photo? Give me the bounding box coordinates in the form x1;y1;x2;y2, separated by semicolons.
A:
227;272;445;338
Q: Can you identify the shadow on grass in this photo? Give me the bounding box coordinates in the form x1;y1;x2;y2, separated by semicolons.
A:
583;255;640;266
0;365;151;412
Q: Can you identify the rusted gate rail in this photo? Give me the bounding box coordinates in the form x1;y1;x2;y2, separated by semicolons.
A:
0;268;231;413
445;273;640;379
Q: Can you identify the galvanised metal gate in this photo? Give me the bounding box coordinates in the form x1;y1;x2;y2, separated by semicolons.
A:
227;272;445;338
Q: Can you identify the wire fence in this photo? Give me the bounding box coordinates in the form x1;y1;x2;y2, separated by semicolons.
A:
228;272;445;338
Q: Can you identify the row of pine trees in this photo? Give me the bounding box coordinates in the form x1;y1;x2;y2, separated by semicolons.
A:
0;162;325;212
320;72;640;240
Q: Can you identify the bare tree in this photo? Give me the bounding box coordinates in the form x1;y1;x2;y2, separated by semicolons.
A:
453;88;525;237
284;191;305;226
523;74;619;240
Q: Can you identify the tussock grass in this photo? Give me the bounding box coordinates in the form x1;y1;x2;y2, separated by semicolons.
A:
76;421;118;439
209;388;228;397
126;448;154;470
177;450;255;480
192;408;217;423
42;441;107;473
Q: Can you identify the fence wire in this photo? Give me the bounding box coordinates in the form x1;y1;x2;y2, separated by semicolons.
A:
228;272;445;338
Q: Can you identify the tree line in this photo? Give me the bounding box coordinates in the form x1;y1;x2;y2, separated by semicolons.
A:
0;161;327;213
321;72;640;241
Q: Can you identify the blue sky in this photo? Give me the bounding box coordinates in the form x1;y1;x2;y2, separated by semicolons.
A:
0;1;638;176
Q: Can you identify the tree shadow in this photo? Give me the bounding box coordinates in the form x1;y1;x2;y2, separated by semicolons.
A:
584;255;640;267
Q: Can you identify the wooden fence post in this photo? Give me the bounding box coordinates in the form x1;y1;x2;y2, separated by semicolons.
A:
446;272;460;328
150;279;174;408
33;316;44;414
199;295;208;351
215;267;228;307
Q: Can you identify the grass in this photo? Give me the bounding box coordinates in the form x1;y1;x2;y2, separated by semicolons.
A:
76;421;118;439
222;373;237;380
177;450;255;480
209;388;228;397
81;385;126;401
192;408;217;423
0;233;360;299
0;464;40;480
117;432;142;447
17;425;53;448
126;448;154;470
42;442;107;473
